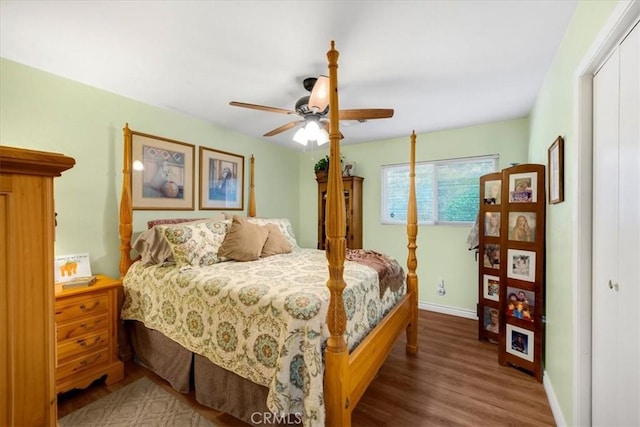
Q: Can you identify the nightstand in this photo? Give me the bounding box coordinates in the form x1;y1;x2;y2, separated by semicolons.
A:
54;274;124;393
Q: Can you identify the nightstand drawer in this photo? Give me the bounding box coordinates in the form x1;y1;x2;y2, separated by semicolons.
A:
57;330;109;363
55;292;108;323
57;313;109;342
56;348;109;381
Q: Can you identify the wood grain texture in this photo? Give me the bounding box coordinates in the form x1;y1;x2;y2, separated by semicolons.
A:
58;310;554;426
1;146;74;427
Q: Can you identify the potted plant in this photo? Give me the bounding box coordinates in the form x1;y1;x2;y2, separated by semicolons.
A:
314;154;345;179
314;155;330;179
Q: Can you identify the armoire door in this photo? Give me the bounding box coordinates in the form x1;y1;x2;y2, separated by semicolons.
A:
592;21;639;426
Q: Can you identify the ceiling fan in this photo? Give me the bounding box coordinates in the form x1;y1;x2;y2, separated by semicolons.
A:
229;76;394;144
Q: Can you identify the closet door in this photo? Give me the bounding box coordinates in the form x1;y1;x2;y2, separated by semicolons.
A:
592;22;639;426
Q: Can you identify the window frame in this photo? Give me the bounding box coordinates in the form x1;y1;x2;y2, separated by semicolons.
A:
381;154;499;226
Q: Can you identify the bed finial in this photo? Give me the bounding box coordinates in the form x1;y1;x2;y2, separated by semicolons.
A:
119;123;134;278
249;154;256;218
406;130;419;355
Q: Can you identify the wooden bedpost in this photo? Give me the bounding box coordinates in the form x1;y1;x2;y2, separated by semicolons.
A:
249;154;256;217
406;131;419;355
119;123;134;278
323;40;351;426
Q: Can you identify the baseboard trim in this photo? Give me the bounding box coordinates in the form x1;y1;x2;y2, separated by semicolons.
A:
418;302;477;320
544;369;566;426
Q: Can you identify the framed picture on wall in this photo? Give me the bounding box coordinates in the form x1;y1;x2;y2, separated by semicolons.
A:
548;135;565;204
130;131;195;210
199;147;244;210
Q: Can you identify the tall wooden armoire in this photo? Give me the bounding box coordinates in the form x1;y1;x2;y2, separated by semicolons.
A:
316;175;363;250
0;146;75;426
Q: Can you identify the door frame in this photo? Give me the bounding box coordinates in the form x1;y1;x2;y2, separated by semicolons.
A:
572;2;639;425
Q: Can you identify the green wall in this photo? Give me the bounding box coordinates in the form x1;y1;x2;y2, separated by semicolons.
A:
298;118;529;314
528;1;620;424
0;58;300;278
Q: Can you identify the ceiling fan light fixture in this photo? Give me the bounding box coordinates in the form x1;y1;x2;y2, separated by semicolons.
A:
316;128;329;146
293;127;308;145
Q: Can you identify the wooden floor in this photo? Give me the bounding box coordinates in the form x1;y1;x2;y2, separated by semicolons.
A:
57;310;556;426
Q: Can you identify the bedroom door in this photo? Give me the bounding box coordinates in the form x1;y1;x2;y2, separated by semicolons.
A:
592;21;639;426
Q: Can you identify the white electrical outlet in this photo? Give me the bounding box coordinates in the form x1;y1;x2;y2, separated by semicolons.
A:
437;279;446;296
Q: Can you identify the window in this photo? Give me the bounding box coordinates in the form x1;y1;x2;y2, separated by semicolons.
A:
381;155;498;225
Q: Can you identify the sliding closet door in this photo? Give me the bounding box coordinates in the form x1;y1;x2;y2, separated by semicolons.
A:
592;22;639;426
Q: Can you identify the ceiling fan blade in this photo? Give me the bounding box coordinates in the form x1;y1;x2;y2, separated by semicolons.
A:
263;120;304;137
308;75;330;112
338;109;394;121
229;101;295;115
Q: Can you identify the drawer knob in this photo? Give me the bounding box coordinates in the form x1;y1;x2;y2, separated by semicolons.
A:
79;301;100;312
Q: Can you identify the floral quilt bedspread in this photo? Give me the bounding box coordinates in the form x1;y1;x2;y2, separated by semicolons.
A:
121;248;406;426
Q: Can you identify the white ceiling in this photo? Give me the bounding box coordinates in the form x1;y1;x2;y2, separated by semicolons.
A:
0;0;578;151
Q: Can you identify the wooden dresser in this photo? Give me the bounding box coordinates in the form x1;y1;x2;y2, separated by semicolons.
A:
0;146;75;427
316;175;363;250
55;275;124;393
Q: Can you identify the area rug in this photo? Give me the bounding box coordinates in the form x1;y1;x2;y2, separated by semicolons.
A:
59;377;216;427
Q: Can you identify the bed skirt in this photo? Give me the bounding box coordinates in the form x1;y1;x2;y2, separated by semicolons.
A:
128;320;298;426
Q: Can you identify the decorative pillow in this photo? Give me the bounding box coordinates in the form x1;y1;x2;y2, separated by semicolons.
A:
158;219;230;268
218;215;269;262
261;223;293;257
132;227;175;266
247;217;298;248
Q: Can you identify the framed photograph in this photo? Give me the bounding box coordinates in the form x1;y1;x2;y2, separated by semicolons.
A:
484;212;501;237
507;249;536;282
483;244;500;269
131;130;195;210
508;172;537;203
483;180;501;205
483;306;500;334
54;253;92;284
508;212;537;242
483;274;500;301
199;147;244;210
506;286;535;322
548;135;564;204
506;324;534;362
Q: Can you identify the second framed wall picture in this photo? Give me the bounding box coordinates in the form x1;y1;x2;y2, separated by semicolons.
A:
548;135;564;204
199;147;244;210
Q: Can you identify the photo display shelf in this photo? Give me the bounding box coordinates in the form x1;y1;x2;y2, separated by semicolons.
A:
498;164;546;382
477;172;502;344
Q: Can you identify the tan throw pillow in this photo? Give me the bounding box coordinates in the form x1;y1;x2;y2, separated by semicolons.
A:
261;223;293;257
218;215;269;262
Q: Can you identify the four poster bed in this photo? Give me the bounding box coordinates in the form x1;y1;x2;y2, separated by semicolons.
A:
118;41;419;426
